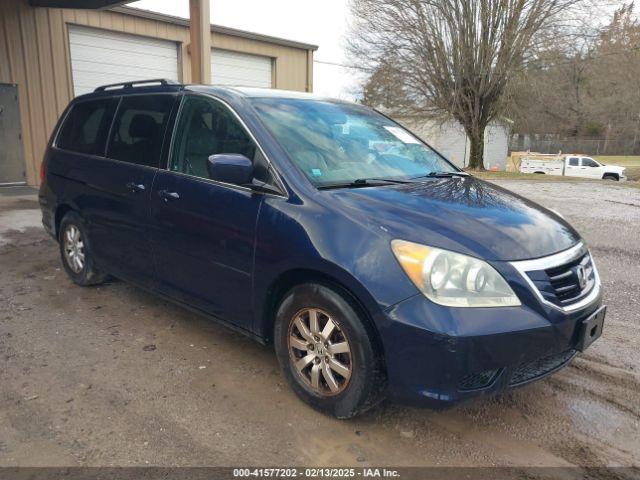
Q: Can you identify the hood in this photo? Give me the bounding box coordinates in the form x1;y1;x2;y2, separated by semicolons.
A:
325;176;581;261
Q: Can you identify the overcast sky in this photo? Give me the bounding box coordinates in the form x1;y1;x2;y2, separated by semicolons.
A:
128;0;366;99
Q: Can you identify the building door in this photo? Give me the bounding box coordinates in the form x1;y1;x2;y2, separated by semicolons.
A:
0;84;26;186
67;25;179;96
211;49;273;88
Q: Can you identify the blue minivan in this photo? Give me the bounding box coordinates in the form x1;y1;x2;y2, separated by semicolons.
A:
39;79;605;418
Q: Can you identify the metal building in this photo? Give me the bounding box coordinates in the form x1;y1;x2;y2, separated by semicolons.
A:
0;0;317;186
395;116;512;170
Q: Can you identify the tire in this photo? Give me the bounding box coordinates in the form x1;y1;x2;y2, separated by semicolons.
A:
603;174;618;181
274;283;386;418
59;211;108;286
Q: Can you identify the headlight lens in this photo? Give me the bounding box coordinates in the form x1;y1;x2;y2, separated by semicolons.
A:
391;239;521;307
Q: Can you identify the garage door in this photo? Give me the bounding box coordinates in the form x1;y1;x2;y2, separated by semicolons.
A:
68;25;179;96
211;49;272;88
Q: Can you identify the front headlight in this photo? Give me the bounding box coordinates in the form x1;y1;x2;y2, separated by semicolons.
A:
391;239;521;307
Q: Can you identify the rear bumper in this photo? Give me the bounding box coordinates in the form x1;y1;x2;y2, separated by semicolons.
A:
38;190;56;239
376;287;603;408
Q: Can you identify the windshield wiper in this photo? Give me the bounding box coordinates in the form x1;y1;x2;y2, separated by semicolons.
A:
363;177;415;184
317;177;411;190
412;171;469;179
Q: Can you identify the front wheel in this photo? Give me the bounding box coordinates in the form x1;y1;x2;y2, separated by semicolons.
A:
274;283;386;418
602;174;619;181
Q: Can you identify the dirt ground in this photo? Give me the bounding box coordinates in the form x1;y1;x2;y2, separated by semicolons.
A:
0;180;639;469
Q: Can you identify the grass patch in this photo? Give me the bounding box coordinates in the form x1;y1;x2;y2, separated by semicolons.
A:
624;167;640;182
472;170;640;189
594;156;640;166
472;171;572;181
592;157;640;181
500;154;640;182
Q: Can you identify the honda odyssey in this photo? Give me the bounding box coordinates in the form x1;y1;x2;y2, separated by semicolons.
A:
39;79;605;418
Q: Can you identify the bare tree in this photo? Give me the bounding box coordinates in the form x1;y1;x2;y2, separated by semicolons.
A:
350;0;584;170
508;3;640;155
509;44;593;136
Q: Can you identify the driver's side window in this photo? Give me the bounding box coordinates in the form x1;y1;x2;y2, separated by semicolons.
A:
170;95;269;183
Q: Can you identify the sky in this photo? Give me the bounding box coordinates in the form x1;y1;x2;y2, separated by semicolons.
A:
127;0;366;100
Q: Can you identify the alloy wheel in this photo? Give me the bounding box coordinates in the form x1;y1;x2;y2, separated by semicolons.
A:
288;308;353;396
63;224;85;273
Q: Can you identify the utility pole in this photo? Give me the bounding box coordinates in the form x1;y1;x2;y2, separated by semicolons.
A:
189;0;212;84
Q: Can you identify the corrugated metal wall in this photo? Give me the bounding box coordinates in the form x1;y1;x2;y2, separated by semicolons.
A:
0;0;313;185
483;123;510;171
399;119;469;168
396;116;510;170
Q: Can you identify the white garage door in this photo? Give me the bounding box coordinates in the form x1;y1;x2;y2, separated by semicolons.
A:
68;25;179;96
211;49;272;88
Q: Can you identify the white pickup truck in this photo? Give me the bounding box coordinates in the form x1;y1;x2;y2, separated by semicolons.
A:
520;155;626;181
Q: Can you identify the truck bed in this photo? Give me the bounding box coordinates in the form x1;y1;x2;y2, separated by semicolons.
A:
520;158;564;176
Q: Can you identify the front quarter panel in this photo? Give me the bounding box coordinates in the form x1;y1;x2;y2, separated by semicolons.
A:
252;194;419;338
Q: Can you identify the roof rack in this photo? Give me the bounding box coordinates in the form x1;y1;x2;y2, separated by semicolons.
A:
94;78;181;92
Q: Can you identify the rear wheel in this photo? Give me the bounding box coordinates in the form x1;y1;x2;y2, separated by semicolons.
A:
59;211;108;286
274;283;386;418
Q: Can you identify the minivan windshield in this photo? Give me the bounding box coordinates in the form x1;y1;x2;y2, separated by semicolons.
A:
250;98;458;187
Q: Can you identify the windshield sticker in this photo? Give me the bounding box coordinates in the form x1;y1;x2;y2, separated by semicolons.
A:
311;168;323;177
384;126;421;144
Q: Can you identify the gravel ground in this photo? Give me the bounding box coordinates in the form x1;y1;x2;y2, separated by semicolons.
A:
0;180;638;470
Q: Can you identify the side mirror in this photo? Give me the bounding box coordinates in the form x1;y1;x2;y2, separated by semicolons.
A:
207;154;253;185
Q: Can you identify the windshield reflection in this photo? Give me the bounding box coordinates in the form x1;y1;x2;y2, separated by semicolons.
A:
250;98;457;187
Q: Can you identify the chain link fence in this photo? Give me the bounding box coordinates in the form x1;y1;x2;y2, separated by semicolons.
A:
510;134;640;156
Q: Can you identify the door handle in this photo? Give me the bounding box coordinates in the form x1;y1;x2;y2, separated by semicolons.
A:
126;182;146;193
158;189;180;201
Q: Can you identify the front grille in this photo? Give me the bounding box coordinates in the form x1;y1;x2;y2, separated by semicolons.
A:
525;251;596;308
509;350;576;386
459;368;499;391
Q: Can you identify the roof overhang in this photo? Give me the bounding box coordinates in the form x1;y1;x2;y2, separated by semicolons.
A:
29;0;129;8
26;2;318;51
112;6;319;51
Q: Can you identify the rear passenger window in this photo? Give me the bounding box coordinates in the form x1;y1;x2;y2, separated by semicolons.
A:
568;157;579;166
57;99;114;155
107;95;175;167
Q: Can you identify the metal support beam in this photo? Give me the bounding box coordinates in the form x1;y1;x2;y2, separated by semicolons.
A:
189;0;211;84
306;50;314;92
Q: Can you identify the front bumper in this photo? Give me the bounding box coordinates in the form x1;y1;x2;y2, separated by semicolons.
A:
376;260;603;407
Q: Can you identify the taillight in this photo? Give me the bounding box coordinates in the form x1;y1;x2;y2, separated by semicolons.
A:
40;156;47;184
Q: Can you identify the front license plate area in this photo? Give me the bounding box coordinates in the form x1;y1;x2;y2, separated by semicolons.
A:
576;306;606;352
